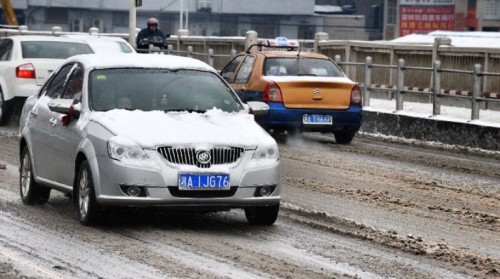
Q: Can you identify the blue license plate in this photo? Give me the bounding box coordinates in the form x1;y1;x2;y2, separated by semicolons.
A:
178;173;230;190
303;114;332;125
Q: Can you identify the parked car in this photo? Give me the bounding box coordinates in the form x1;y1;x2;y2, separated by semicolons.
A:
220;37;363;144
62;34;136;54
19;53;281;226
0;35;135;125
0;35;93;125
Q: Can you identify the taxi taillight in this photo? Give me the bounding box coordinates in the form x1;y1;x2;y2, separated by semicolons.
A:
351;85;362;105
263;82;283;102
16;63;36;79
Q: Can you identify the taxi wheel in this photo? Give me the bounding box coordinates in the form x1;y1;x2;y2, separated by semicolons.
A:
333;131;355;144
0;90;11;126
19;146;50;205
245;204;279;225
76;160;106;226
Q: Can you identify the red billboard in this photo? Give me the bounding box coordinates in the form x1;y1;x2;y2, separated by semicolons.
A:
400;5;455;36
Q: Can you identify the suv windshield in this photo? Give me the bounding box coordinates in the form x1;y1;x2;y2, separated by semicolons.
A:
21;41;93;59
264;57;343;77
90;69;243;113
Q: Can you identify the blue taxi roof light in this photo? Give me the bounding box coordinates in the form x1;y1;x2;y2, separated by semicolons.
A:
266;37;299;48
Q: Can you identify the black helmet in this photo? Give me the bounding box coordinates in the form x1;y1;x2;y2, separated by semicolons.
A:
147;18;159;26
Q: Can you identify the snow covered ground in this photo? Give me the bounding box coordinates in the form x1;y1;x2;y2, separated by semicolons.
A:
365;98;500;128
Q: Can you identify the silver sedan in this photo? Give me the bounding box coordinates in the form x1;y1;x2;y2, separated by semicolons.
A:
19;53;281;226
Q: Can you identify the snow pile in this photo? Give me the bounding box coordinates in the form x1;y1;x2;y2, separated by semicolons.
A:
365;98;500;128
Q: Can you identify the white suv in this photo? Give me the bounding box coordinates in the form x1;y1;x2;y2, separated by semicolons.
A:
0;35;95;124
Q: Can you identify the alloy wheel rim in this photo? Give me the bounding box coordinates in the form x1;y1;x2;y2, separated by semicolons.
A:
21;153;31;197
78;168;90;218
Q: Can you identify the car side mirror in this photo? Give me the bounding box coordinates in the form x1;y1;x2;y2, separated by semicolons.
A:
48;99;81;126
247;101;269;116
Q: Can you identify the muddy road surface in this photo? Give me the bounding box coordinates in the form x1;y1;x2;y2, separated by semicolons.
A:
0;126;499;278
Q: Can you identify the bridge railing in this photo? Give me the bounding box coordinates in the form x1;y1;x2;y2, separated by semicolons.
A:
335;55;500;121
316;37;500;100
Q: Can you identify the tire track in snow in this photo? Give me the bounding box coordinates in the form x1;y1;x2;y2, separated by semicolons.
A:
0;212;168;279
281;202;500;278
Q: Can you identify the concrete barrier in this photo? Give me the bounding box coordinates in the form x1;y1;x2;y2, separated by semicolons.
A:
360;110;500;151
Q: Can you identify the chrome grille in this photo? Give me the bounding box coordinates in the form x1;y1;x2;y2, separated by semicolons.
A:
157;146;245;168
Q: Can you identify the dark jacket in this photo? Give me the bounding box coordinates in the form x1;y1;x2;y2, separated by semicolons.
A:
136;28;166;48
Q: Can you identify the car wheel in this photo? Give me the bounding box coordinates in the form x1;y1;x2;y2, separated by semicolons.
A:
333;130;356;144
245;204;279;225
19;146;50;205
0;89;11;126
76;160;104;226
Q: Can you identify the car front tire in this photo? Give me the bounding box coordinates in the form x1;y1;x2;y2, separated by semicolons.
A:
76;160;105;226
333;130;356;144
245;204;280;225
20;146;50;205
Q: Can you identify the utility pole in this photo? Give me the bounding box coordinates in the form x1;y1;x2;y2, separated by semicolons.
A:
0;0;19;26
180;0;183;29
129;0;137;47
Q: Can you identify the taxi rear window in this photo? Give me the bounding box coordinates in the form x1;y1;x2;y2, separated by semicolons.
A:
264;57;343;77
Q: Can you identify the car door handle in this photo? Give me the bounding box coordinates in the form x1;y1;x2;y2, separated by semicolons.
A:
49;118;58;126
30;111;38;118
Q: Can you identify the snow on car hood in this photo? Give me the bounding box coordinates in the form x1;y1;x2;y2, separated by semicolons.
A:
91;109;274;149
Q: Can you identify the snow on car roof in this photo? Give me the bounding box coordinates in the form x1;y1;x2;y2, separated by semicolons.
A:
68;53;216;72
6;35;91;43
63;34;136;53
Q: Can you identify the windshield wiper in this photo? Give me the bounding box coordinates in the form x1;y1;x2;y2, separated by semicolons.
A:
297;73;317;76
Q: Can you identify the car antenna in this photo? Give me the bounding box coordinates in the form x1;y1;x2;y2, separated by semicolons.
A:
297;38;305;58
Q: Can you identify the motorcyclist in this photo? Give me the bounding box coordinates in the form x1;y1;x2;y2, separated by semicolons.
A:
136;18;166;50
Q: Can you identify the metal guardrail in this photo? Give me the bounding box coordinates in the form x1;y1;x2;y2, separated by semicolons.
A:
138;45;237;69
335;55;500;121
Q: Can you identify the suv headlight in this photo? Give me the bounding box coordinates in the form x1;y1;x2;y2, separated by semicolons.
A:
108;136;158;169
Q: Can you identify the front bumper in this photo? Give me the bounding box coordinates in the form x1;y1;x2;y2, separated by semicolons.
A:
256;102;362;132
92;151;281;208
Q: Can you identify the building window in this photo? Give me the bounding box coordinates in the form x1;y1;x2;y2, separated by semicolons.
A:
387;0;397;25
45;8;68;24
252;17;277;39
113;12;128;27
298;25;315;39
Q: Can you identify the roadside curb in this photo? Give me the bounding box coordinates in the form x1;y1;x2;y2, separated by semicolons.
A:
360;110;500;151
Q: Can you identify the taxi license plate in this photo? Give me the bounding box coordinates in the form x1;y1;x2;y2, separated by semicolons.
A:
178;173;230;190
303;114;332;125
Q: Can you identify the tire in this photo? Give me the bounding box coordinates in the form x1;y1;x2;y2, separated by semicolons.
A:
0;89;11;126
19;146;50;205
245;204;280;225
76;160;105;226
333;130;356;144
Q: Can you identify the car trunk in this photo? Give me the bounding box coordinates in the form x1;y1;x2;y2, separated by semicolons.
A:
28;59;65;86
270;77;354;110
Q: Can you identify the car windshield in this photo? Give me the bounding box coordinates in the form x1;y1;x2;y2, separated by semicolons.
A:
89;68;243;113
21;41;93;59
264;57;344;77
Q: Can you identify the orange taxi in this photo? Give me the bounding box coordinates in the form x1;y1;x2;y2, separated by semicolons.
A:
220;37;362;144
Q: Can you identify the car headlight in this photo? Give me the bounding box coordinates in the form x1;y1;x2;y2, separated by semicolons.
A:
108;136;158;169
252;143;279;161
